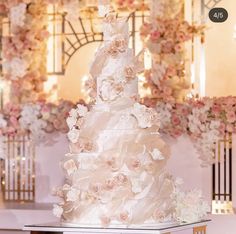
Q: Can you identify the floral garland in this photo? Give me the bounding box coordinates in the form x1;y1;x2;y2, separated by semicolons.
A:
143;96;236;166
140;0;204;103
0;99;85;141
1;0;49;103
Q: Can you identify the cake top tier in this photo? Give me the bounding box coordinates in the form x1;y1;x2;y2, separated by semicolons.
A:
103;14;129;43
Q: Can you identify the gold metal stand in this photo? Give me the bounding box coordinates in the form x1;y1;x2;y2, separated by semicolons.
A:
193;225;206;234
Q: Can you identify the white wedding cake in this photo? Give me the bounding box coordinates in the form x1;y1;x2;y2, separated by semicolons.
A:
53;5;208;227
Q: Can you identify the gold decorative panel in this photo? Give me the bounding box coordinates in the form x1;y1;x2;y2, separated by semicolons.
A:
212;132;234;214
1;134;35;202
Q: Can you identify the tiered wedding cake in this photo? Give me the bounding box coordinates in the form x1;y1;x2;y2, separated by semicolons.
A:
53;6;208;227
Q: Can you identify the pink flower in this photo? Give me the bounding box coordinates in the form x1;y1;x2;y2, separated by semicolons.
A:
119;211;130;223
166;67;177;77
150;30;161;42
176;31;187;42
45;123;54;133
171;114;181;125
219;123;226;135
153;209;165;222
0;4;6;13
100;215;111;227
161;40;174;53
104;178;116;190
130;158;141;170
114;173;128;185
140;23;152;37
174;43;183;52
211;104;221;116
90;183;102;195
226;111;236;123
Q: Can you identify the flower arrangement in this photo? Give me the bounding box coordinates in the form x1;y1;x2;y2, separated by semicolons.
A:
142;96;236;165
141;0;204;103
0;100;79;141
173;184;209;223
1;0;49;103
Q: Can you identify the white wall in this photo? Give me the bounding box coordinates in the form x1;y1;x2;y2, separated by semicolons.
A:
205;0;236;97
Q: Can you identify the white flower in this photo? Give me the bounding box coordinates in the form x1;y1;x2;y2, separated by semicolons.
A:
53;204;63;218
130;178;142;194
0;136;6;159
210;120;221;130
130;172;147;194
174;189;209;223
3;57;28;79
76;104;88;117
62;184;71;190
63;159;77;176
66;116;77;129
19;104;46;140
66;188;80;202
99;80;120;101
150;148;164;160
0;114;7;128
98;4;110;17
10;3;27;27
151;63;167;84
67;128;80;143
131;103;159;128
175;177;184;185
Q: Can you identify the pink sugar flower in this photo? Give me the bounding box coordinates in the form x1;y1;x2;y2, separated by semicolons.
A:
119;211;130;223
104;178;116;190
131;158;141;170
100;215;111;227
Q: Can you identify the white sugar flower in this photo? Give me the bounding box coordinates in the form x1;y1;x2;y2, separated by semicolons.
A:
63;159;77;176
131;103;159;128
67;127;80;143
66;188;80;202
76;104;88;117
99;80;120;101
53;204;63;218
10;3;27;27
98;4;110;17
150;148;164;160
175;177;184;185
3;57;28;79
174;189;209;223
130;178;142;194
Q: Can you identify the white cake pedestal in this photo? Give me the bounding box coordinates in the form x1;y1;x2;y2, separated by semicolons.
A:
23;220;210;234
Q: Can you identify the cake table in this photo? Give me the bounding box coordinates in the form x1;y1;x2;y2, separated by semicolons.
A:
23;220;210;234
